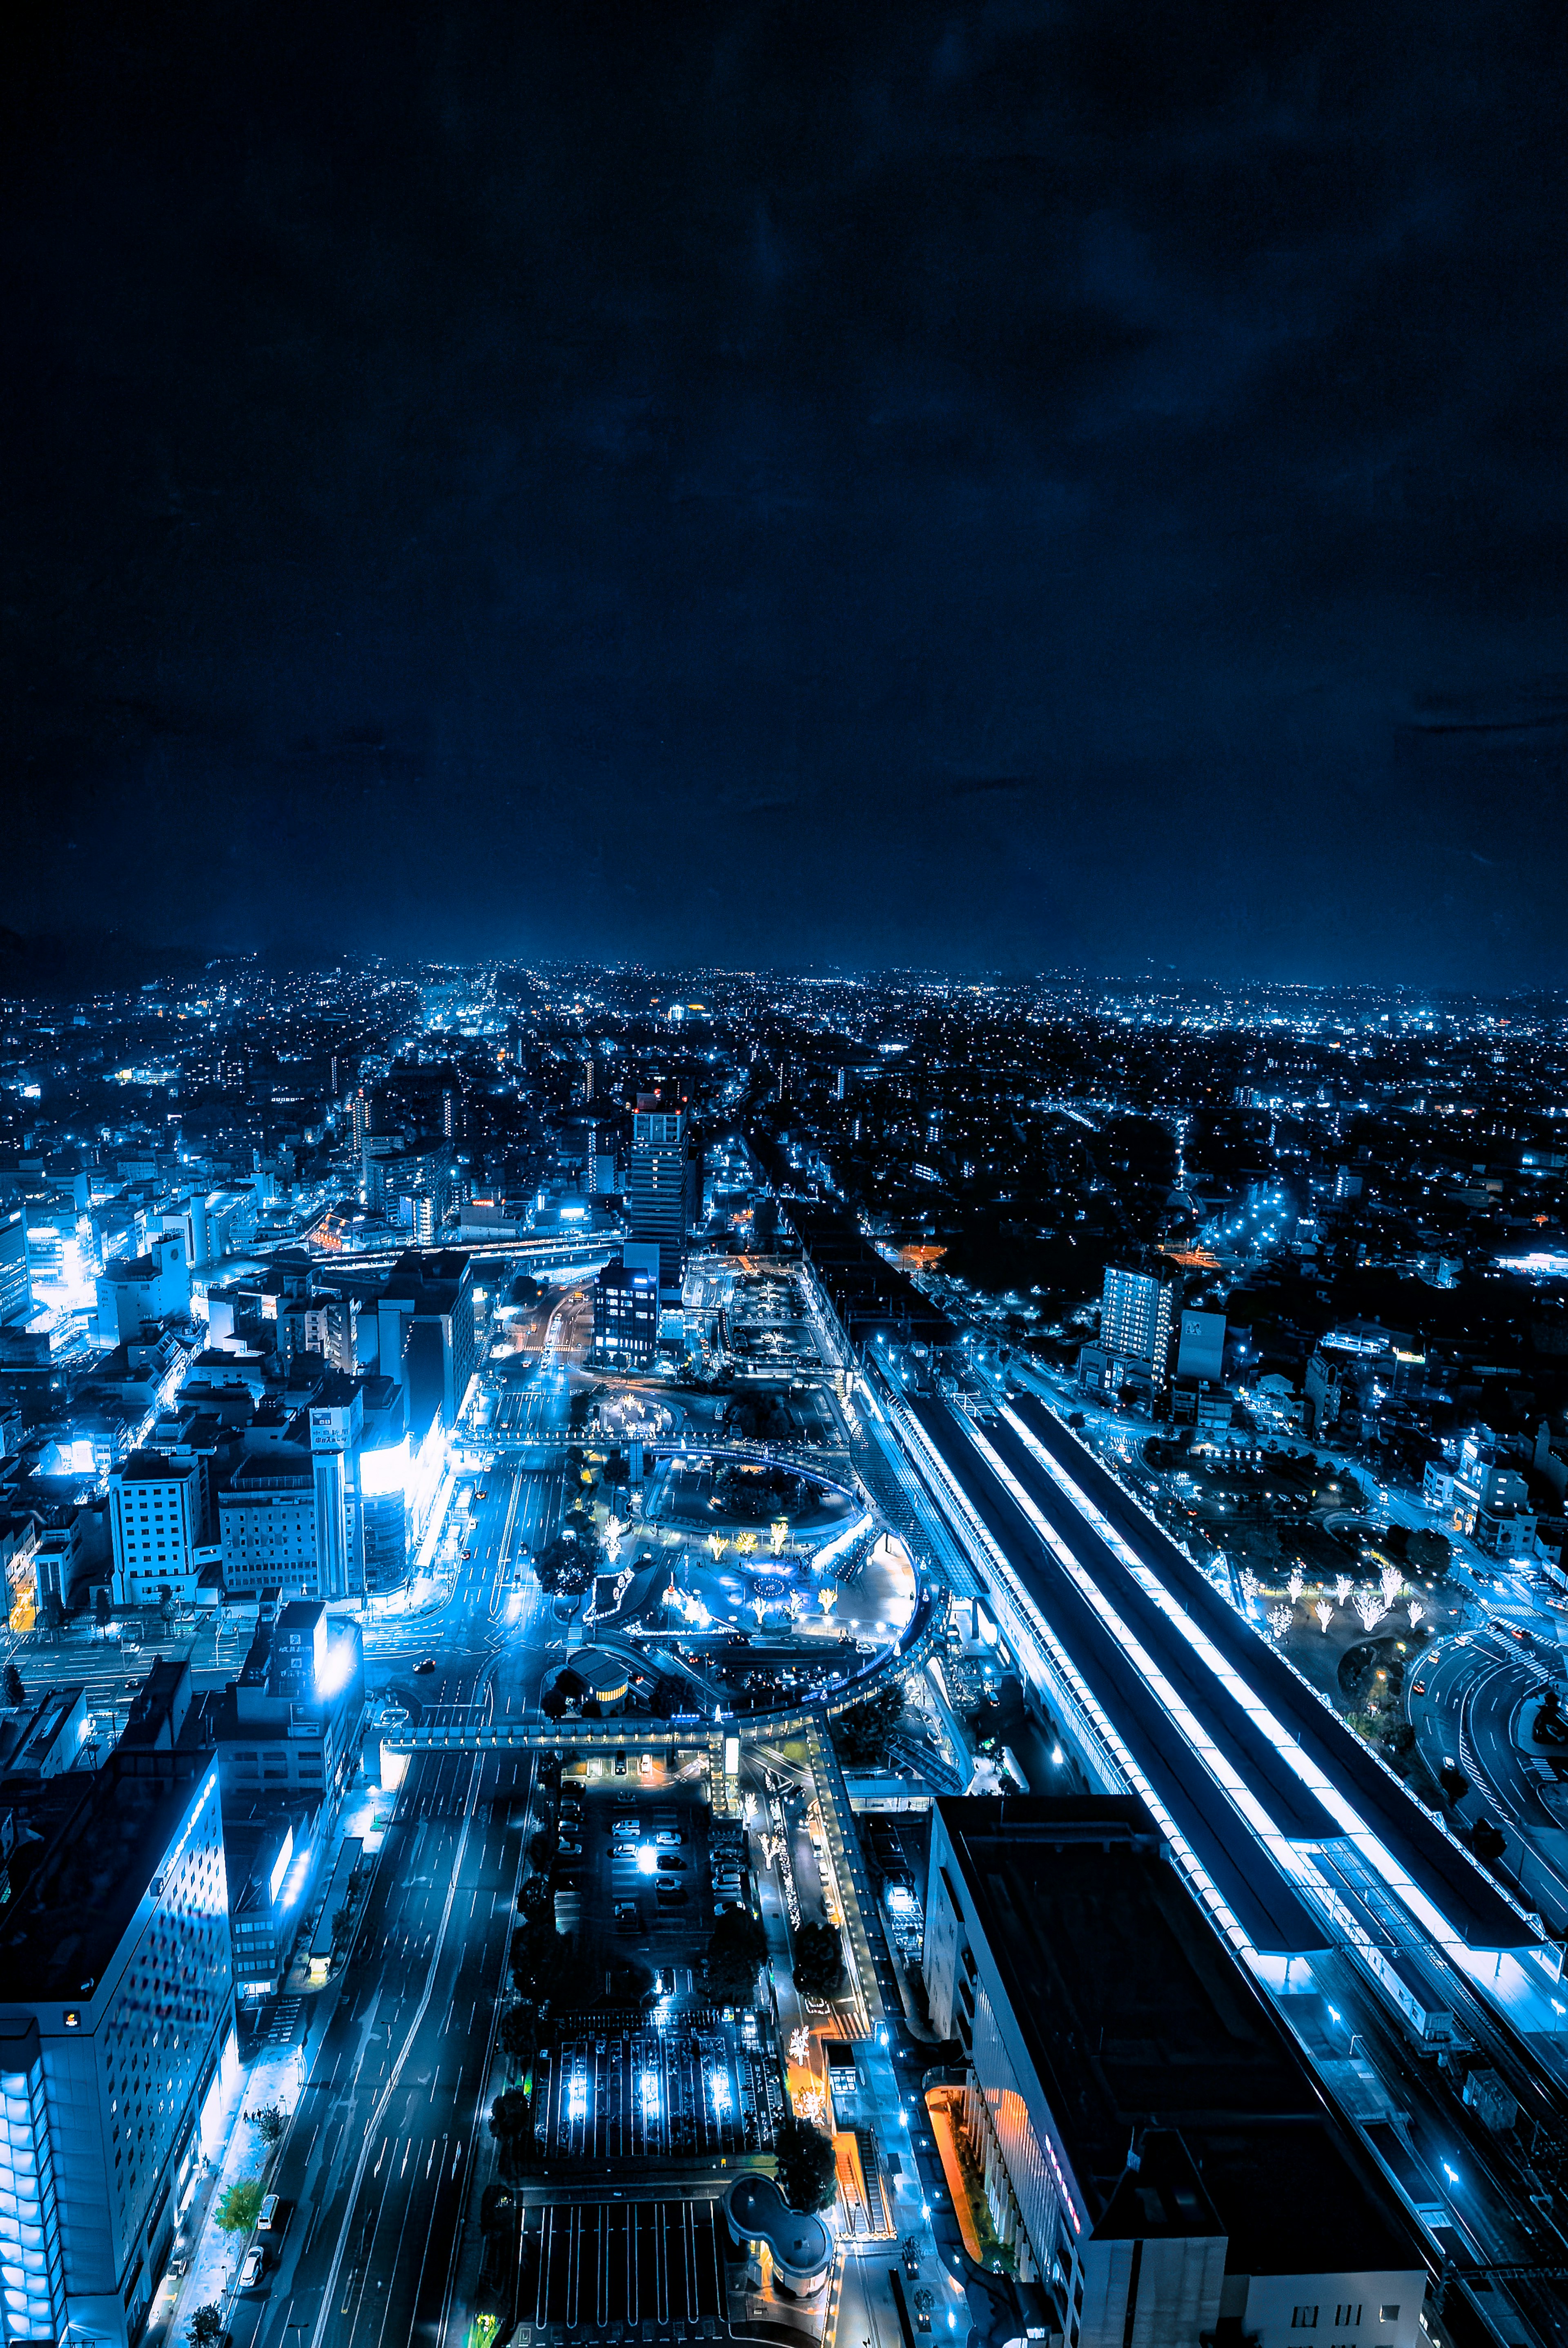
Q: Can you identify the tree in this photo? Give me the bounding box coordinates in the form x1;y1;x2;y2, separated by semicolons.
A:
1471;1819;1507;1868
41;1594;64;1635
774;2115;837;2212
510;1916;573;2006
489;2088;533;2179
216;2178;265;2235
2;1664;24;1710
498;2005;535;2070
158;1582;176;1628
517;1874;553;1919
791;1922;844;1998
705;1906;769;2002
189;2305;224;2346
94;1588;112;1635
247;2103;285;2152
526;1828;557;1871
1439;1761;1470;1804
832;1684;905;1767
1407;1529;1451;1577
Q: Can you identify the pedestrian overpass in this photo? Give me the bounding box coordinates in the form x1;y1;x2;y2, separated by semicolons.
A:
374;1584;950;1800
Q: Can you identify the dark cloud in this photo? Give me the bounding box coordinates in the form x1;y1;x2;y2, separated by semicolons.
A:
4;0;1567;981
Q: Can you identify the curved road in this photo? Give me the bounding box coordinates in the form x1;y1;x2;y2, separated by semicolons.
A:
1409;1631;1568;1935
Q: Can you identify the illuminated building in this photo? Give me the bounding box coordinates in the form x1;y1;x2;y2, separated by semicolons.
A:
307;1371;365;1600
0;1747;236;2347
217;1448;316;1598
922;1799;1424;2348
628;1093;693;1296
375;1248;476;1440
591;1260;658;1368
0;1210;33;1328
1077;1265;1175;1402
95;1233;189;1347
108;1451;203;1609
211;1599;364;1802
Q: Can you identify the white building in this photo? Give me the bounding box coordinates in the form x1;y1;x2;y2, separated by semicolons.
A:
108;1451;203;1608
0;1749;237;2345
95;1232;190;1347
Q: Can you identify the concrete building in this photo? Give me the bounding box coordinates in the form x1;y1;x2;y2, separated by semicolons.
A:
218;1447;317;1598
95;1233;189;1347
922;1797;1424;2348
0;1748;236;2346
211;1599;364;1804
307;1371;365;1601
108;1451;204;1609
592;1259;658;1369
376;1248;477;1441
1078;1266;1176;1402
0;1211;32;1328
628;1094;694;1296
1175;1308;1225;1383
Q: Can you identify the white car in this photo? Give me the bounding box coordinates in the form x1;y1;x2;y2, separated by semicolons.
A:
239;2246;265;2289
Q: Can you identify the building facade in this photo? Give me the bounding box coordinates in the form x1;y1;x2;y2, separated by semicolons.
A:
628;1095;693;1296
108;1451;204;1609
922;1798;1424;2348
0;1753;237;2346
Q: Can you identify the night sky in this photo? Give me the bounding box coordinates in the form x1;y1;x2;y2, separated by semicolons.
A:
5;1;1567;984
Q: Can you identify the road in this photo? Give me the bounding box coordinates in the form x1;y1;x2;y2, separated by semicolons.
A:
1410;1631;1568;1937
225;1748;532;2348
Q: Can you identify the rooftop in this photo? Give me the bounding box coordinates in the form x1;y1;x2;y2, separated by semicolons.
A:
0;1751;216;2001
937;1796;1415;2271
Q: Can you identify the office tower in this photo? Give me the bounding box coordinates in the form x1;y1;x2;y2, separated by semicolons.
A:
1099;1264;1175;1386
376;1249;476;1439
350;1088;370;1156
442;1088;455;1140
108;1451;203;1608
628;1093;691;1296
307;1372;365;1600
0;1747;234;2346
592;1260;658;1369
218;1448;318;1597
0;1210;32;1326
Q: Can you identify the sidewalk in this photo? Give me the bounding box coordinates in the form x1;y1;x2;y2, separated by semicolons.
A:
145;2003;326;2348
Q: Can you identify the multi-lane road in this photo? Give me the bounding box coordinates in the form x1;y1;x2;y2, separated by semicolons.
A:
225;1345;584;2348
230;1748;533;2348
1410;1628;1568;1936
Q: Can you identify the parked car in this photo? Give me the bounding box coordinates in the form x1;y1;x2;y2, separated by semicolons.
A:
655;1830;684;1848
240;2247;266;2289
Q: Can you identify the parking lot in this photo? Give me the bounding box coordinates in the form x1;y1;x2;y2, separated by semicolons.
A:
532;2010;784;2161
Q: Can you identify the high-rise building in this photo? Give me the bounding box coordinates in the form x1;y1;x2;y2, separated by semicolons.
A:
0;1209;33;1327
0;1745;235;2346
591;1260;658;1368
1099;1264;1175;1386
628;1093;693;1296
108;1451;203;1609
217;1447;317;1597
307;1371;365;1600
376;1249;477;1439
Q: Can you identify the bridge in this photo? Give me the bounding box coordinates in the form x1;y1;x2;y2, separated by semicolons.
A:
375;1584;949;1766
